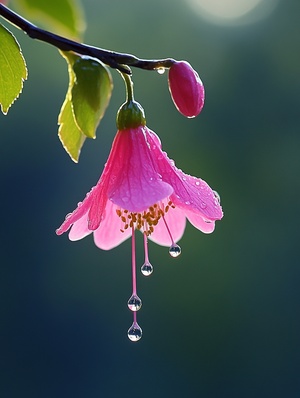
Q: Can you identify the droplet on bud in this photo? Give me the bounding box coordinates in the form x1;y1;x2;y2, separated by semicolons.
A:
127;322;142;342
127;294;142;311
141;262;153;276
156;67;165;75
169;244;181;258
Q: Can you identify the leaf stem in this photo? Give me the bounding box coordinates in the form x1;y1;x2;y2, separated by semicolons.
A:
0;4;176;74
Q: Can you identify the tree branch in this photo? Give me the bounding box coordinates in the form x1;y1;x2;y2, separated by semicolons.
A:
0;4;176;74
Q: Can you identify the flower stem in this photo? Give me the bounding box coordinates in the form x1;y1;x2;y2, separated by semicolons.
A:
131;225;137;296
0;4;176;74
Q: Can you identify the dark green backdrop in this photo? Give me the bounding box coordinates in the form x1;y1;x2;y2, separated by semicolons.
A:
1;0;299;397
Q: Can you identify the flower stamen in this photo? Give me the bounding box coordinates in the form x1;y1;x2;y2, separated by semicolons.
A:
116;200;175;236
127;225;142;341
141;231;153;276
161;212;182;258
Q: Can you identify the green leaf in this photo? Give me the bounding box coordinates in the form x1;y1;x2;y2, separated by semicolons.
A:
72;57;113;139
58;51;85;162
0;23;27;115
12;0;85;39
58;96;86;163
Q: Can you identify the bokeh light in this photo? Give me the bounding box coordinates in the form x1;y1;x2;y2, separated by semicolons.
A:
184;0;279;25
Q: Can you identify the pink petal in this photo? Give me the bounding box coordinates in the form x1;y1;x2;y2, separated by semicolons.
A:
93;200;132;250
69;211;92;241
56;190;93;235
169;170;223;220
108;127;173;212
185;209;216;234
148;205;186;246
145;131;223;221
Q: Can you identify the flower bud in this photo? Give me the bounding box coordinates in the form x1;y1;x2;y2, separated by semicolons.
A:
168;61;205;118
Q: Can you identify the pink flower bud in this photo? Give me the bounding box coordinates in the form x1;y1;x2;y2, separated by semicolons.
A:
168;61;205;118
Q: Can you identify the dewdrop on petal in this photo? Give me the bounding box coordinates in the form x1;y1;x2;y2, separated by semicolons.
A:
168;61;205;118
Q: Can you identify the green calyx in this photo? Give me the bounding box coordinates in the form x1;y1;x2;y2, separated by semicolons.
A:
117;100;146;130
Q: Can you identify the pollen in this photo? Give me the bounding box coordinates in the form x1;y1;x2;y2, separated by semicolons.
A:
116;201;175;235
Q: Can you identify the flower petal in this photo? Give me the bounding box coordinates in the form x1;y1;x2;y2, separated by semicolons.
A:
185;209;216;234
69;211;92;241
169;170;223;220
56;190;93;235
108;127;173;212
93;200;132;250
145;130;223;221
148;205;186;246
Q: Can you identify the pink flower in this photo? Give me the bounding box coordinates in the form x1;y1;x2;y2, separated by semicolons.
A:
168;61;205;118
56;98;223;341
56;125;222;249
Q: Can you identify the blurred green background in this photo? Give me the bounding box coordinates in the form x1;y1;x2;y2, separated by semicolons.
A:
1;0;299;397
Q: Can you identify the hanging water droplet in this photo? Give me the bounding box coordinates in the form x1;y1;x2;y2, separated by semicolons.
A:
169;244;181;258
213;190;221;203
127;322;142;341
156;67;165;75
141;262;153;276
127;294;142;311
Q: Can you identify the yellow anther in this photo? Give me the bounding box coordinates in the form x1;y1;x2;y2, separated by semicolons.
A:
116;201;176;235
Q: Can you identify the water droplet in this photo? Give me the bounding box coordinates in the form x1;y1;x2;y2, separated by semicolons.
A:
200;202;207;209
213;190;221;203
182;176;187;181
156;67;165;75
127;294;142;311
185;200;191;205
141;262;153;276
169;244;181;258
127;322;142;341
195;181;200;186
65;213;72;220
